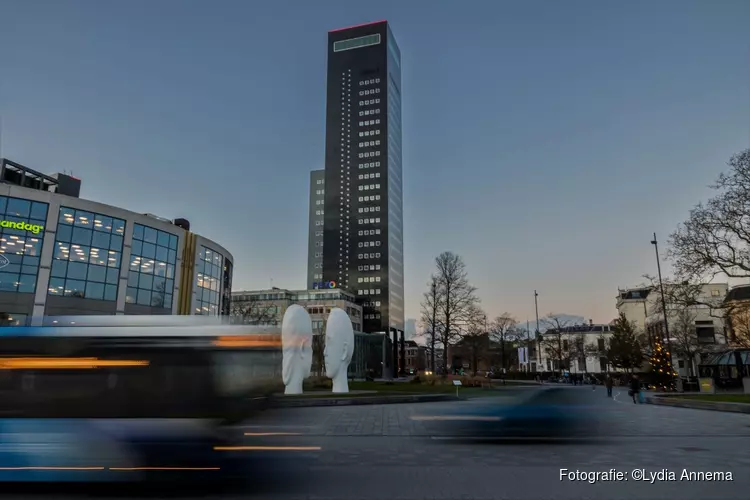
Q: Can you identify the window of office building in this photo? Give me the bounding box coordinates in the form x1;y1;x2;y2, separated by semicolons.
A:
126;223;178;308
196;246;223;315
0;196;48;293
49;206;123;300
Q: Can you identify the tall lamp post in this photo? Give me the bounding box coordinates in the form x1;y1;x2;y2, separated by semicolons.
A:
534;291;541;370
651;233;675;387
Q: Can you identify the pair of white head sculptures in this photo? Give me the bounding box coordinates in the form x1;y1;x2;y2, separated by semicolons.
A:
281;304;353;394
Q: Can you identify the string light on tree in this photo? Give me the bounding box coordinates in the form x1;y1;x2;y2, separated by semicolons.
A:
649;337;676;391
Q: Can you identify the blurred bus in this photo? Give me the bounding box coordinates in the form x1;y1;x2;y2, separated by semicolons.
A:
0;317;283;483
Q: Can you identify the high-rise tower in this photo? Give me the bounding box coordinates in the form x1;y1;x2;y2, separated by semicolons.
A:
322;21;404;334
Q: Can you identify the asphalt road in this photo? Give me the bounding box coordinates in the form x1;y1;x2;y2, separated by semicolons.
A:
4;386;750;500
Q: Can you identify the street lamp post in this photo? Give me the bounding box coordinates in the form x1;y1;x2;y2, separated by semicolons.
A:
651;232;675;387
534;291;541;371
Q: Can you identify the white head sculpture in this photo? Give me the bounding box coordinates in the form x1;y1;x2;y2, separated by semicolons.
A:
281;304;313;395
324;307;354;393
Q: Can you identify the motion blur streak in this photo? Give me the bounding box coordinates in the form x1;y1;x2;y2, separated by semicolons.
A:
212;335;282;348
0;467;105;470
0;318;291;485
410;416;503;422
109;467;220;471
244;432;301;436
0;357;149;369
416;387;602;440
214;446;321;451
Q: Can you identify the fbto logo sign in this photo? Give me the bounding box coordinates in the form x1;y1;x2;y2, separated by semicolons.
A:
312;281;337;290
0;254;8;270
0;220;44;234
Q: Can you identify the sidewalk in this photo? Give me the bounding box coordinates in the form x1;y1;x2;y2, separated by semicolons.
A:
271;392;459;408
646;392;750;414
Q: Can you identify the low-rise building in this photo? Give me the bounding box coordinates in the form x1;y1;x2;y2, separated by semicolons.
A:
400;339;426;374
617;283;729;378
230;287;395;378
231;287;363;333
537;322;616;375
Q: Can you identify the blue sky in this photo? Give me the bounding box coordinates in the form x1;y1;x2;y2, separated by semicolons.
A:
1;0;749;326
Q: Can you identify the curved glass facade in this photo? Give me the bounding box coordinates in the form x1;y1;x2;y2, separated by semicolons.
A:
0;196;48;293
196;245;223;315
0;188;232;320
49;207;124;299
126;223;178;308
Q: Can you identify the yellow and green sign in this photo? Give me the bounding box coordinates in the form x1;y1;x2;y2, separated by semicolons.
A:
0;220;45;234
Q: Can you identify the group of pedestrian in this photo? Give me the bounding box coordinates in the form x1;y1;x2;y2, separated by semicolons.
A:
601;373;642;403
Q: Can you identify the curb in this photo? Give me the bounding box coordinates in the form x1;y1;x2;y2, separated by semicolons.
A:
647;395;750;414
270;393;459;408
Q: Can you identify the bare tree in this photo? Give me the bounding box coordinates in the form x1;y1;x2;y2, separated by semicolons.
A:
642;275;725;318
725;299;750;348
591;334;611;372
671;306;700;377
231;298;279;325
641;274;728;346
669;149;750;281
434;252;479;374
567;333;590;374
489;313;520;371
457;306;488;376
419;274;443;373
539;314;573;374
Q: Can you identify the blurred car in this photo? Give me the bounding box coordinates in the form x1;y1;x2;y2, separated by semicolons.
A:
414;387;599;440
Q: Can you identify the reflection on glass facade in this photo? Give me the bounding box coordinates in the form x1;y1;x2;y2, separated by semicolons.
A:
196;246;223;315
0;313;27;326
49;207;124;300
221;259;232;316
126;224;177;308
0;196;47;293
386;26;405;331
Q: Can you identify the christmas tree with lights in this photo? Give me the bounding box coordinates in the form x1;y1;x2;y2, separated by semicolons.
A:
649;337;676;391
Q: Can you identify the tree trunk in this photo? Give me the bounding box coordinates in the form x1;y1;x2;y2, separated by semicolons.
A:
430;327;436;373
500;337;505;370
442;340;449;376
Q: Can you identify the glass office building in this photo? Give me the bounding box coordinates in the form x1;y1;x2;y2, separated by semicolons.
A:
322;20;404;334
0;158;234;324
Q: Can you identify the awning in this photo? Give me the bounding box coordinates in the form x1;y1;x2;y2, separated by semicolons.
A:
700;350;750;366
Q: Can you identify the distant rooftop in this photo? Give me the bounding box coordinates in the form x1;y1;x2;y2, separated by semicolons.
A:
329;20;386;33
1;158;191;230
232;287;359;302
544;323;614;334
1;158;81;198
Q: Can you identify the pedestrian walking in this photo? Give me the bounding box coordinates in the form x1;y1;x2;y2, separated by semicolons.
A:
629;374;640;404
605;375;613;398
